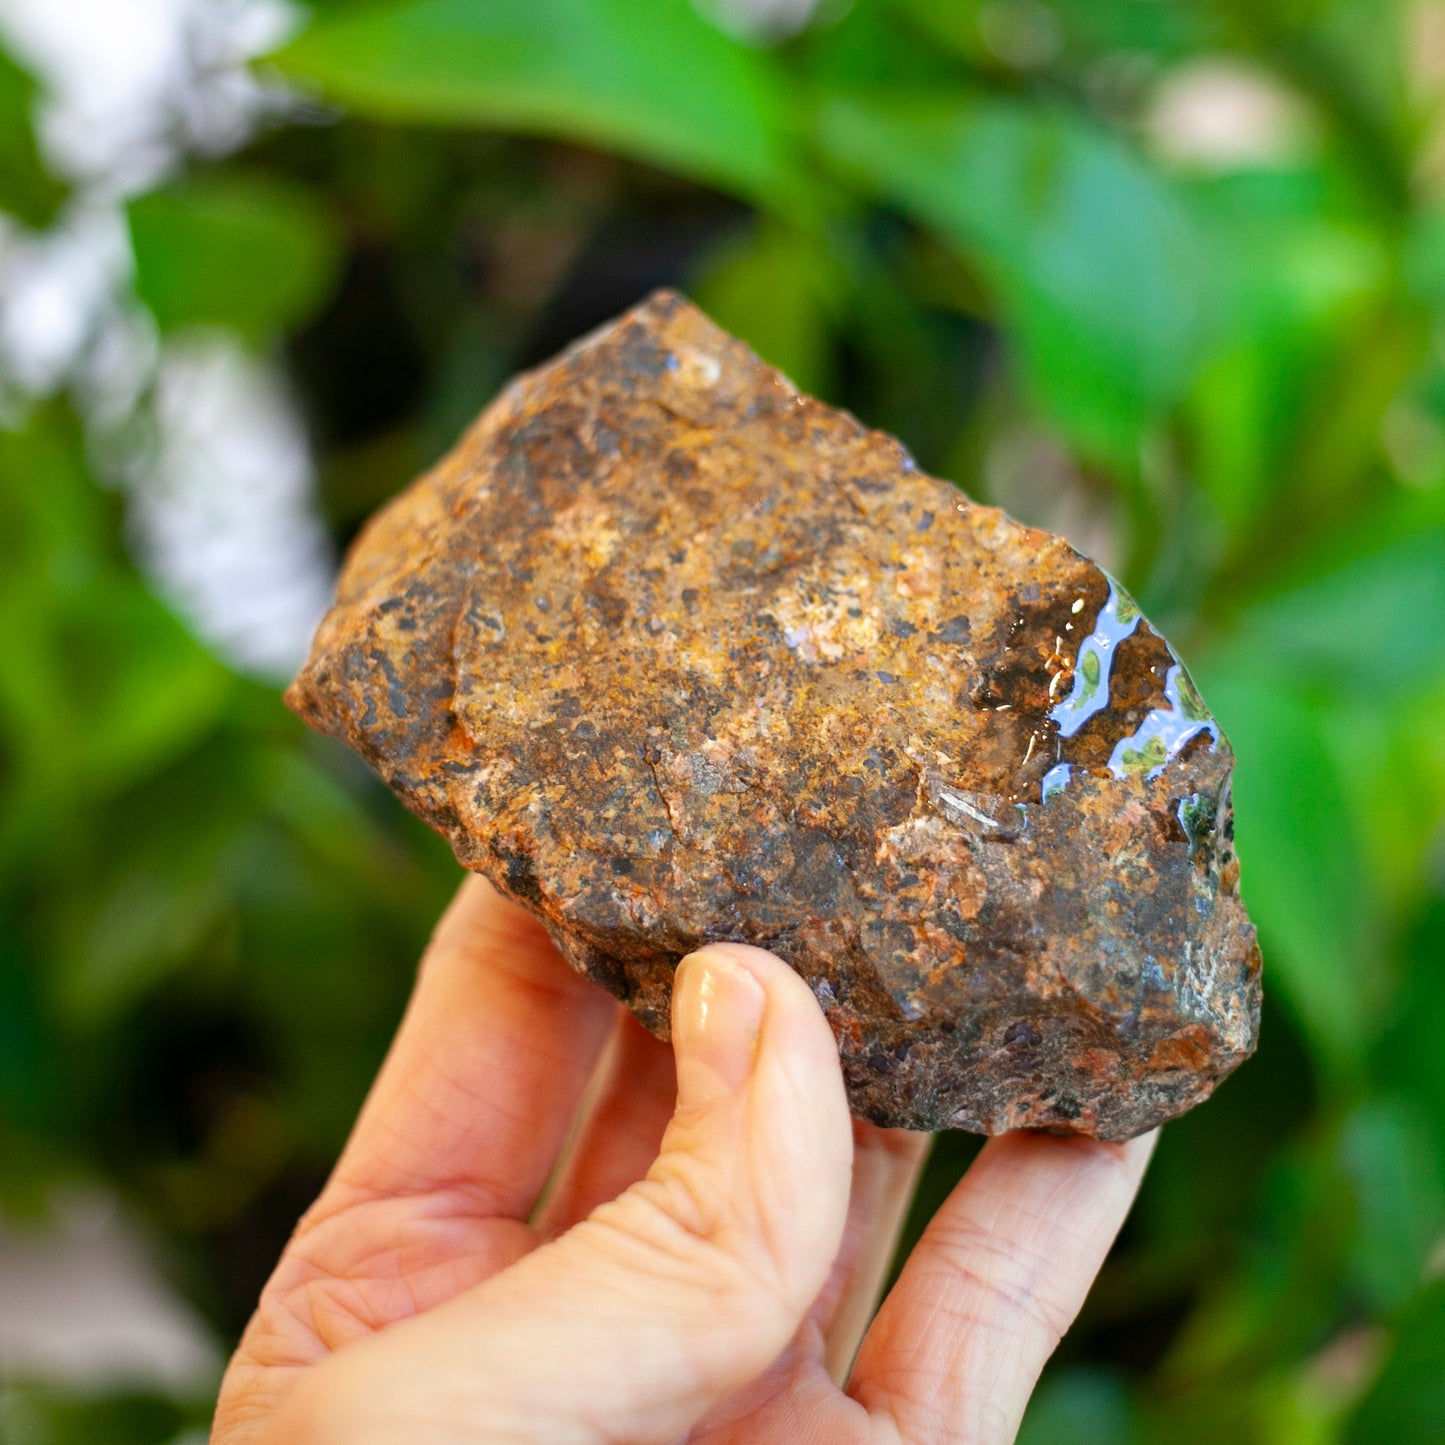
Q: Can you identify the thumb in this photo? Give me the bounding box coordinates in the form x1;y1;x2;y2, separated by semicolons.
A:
271;943;855;1445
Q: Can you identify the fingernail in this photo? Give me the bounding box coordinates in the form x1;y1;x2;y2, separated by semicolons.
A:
673;950;766;1105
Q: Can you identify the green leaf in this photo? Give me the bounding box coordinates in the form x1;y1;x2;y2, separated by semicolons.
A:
804;0;964;90
690;221;839;396
273;0;800;208
1158;1128;1357;1391
1337;1098;1445;1313
888;0;1212;69
1403;206;1445;315
1046;0;1216;59
1195;645;1382;1075
0;47;66;229
0;397;108;569
815;93;1211;457
127;175;342;340
1018;1366;1138;1445
1340;685;1445;911
52;854;230;1026
1344;1279;1445;1444
1185;171;1389;528
0;1385;197;1445
0;933;55;1133
0;408;233;876
1236;527;1445;694
1375;895;1445;1158
880;0;992;66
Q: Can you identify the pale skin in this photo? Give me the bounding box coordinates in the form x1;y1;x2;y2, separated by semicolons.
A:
213;876;1155;1444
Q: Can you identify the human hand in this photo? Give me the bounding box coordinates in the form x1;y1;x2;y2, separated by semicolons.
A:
213;876;1154;1444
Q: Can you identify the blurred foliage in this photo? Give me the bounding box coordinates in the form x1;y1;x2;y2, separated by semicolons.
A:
128;175;343;342
0;48;65;229
2;0;1445;1440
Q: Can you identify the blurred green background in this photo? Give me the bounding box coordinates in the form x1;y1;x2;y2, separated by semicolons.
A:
2;0;1443;1440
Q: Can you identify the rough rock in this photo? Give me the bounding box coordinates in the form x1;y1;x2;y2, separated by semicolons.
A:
287;290;1260;1140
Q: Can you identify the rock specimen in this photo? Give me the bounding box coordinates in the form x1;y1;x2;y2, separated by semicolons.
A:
288;290;1260;1140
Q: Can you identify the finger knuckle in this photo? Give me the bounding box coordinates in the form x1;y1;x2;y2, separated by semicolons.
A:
922;1216;1074;1344
590;1166;802;1332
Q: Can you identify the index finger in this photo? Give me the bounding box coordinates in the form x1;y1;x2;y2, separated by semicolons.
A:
849;1129;1156;1444
214;877;622;1440
311;873;619;1226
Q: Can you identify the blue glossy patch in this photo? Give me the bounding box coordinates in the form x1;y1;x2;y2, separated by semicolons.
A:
1049;583;1141;738
1041;762;1072;801
1107;664;1220;780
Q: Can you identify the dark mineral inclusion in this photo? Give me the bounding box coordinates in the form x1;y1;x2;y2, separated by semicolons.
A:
288;291;1261;1140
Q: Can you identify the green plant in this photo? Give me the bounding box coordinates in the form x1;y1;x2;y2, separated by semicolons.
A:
2;2;1442;1439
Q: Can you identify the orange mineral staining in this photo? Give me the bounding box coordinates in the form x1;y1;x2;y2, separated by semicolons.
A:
288;292;1259;1139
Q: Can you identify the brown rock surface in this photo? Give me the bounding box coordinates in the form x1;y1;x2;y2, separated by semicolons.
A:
288;290;1260;1140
